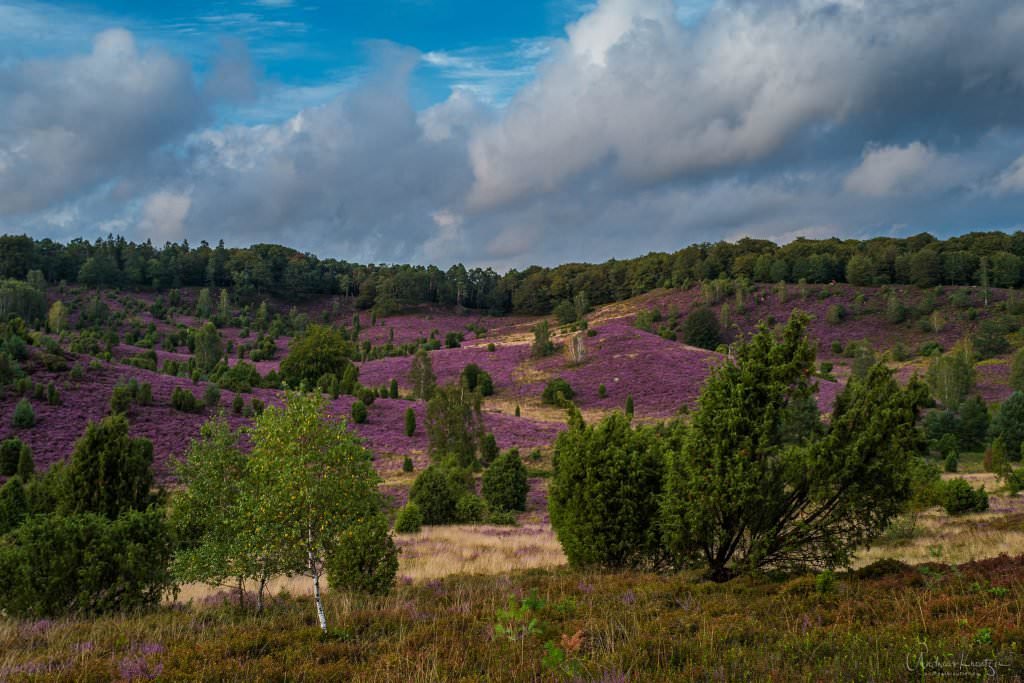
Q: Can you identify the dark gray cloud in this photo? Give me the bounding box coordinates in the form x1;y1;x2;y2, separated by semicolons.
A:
4;0;1024;267
0;29;207;216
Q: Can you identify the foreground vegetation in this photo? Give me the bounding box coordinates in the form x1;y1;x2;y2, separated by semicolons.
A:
8;230;1024;679
2;556;1023;681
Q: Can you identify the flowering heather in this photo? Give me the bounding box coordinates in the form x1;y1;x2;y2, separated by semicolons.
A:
814;378;842;415
640;283;1011;359
358;342;531;393
530;320;722;417
974;360;1015;404
523;478;552;524
354;308;533;346
323;396;562;460
0;359;281;482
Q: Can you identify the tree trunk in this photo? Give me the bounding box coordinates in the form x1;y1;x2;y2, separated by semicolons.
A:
706;561;734;583
311;565;327;634
237;576;245;609
257;576;267;614
309;526;328;634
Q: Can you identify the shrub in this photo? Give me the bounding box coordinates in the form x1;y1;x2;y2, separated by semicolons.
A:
975;319;1010;359
409;466;461;525
12;398;35;428
681;307;722;350
487;343;496;352
109;383;134;414
480;433;499;467
204;384;221;408
983;438;1009;474
402;456;414;473
485;509;518;526
531;321;555;358
326;515;398;596
425;385;484;468
0;476;28;535
625;395;634;417
59;414;156;519
0;508;173;617
317;372;338;394
550;410;666;569
389;378;399;399
460;364;494;396
662;313;928;581
394;503;424;533
944;453;959;473
455;494;486;523
351;400;368;424
482;450;529;512
1012;348;1024;392
598;383;607;398
991;392;1024;461
830;340;844;354
0;438;30;477
215;362;261;393
171;387;202;413
941;479;989;515
16;445;33;481
541;378;575;406
935;432;958;459
958;396;990;451
358;387;376;406
445;332;462;349
251;398;266;415
137;382;153;406
825;304;845;325
45;382;60;406
232;394;245;415
280;325;356;390
404;407;416;437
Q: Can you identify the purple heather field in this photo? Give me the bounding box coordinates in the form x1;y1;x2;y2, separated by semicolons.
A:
4;282;1016;494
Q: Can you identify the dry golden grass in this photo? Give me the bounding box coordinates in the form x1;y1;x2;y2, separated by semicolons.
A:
174;481;1024;605
853;490;1024;568
174;523;567;603
394;523;566;582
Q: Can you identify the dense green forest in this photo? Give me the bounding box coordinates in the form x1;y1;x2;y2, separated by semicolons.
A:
2;230;1023;314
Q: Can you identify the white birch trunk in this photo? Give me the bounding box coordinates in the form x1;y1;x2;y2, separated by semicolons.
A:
309;524;328;633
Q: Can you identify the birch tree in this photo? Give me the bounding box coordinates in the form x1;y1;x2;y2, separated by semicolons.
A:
247;391;390;633
171;416;281;611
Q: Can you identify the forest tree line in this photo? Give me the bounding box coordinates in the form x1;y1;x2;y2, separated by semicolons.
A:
2;230;1024;315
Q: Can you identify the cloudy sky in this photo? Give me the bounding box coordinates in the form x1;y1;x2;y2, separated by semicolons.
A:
2;0;1024;269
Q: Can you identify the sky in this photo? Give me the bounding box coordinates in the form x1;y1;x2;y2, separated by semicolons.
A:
2;0;1024;270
